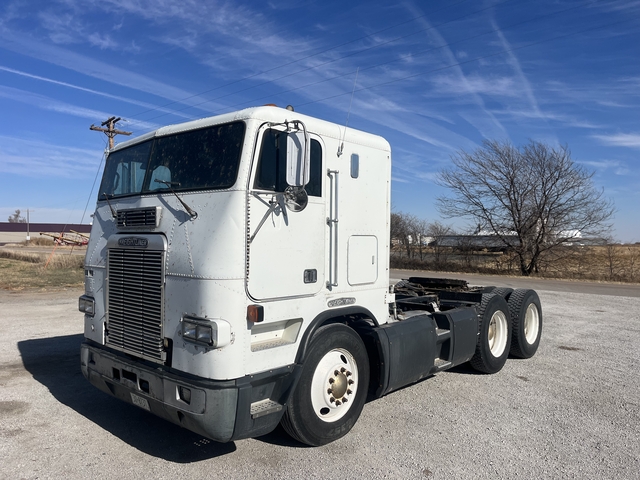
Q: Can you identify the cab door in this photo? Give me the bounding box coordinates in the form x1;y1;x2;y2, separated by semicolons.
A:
247;127;326;300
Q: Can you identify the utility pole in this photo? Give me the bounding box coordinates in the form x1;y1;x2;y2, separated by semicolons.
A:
26;208;32;243
90;116;132;149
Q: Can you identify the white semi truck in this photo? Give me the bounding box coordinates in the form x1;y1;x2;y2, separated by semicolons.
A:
80;105;542;446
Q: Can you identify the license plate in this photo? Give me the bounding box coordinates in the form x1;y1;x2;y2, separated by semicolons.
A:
130;393;150;411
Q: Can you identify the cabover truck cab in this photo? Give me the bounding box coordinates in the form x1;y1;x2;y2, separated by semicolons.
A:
80;106;542;446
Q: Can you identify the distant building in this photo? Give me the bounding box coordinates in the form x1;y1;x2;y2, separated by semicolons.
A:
0;222;91;244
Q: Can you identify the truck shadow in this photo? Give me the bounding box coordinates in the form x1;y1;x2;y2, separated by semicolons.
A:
17;334;236;462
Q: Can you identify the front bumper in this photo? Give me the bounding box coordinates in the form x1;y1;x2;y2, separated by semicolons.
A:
81;342;296;442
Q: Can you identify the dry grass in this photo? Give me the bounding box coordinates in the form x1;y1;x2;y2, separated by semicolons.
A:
391;244;640;283
0;248;84;291
24;237;56;246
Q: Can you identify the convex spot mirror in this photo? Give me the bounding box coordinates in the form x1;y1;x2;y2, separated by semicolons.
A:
286;131;310;187
283;185;308;212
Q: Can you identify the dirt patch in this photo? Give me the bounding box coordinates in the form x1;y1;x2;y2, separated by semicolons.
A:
0;400;30;416
0;362;30;384
0;427;25;438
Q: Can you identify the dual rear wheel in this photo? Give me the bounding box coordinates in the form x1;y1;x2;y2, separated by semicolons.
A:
470;288;542;373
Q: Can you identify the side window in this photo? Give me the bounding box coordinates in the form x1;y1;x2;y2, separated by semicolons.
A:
306;140;322;197
254;128;322;197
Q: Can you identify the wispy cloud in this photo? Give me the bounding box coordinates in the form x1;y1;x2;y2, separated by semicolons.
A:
36;10;84;45
491;19;543;118
0;28;220;110
492;107;602;129
593;133;640;149
543;78;640;111
0;65;195;120
0;135;102;177
403;2;508;140
597;0;640;12
431;73;517;97
0;85;159;131
580;159;630;175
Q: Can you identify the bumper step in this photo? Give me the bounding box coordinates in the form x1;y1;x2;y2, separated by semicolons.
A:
250;399;283;419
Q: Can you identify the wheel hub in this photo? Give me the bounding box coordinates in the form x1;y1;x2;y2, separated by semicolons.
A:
311;349;358;421
328;368;351;400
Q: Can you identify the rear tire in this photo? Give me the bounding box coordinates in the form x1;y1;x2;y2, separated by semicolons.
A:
508;289;542;359
470;293;512;374
281;323;369;446
492;287;513;300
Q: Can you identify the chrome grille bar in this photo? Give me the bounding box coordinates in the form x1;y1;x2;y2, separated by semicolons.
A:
106;248;165;363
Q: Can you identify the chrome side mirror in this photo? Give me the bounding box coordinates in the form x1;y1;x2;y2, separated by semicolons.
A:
286;130;310;187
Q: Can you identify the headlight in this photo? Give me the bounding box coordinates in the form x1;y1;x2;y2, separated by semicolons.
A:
78;295;95;316
182;321;197;340
196;325;213;345
181;316;231;349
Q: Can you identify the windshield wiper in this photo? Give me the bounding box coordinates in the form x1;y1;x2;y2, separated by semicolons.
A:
101;192;117;219
154;180;198;219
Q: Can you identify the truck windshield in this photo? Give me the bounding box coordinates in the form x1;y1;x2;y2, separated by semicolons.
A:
99;121;246;198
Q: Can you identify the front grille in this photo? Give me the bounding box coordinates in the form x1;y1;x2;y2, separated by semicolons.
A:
117;207;159;228
106;248;165;362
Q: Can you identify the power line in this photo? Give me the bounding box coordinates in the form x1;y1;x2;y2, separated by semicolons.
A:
129;0;496;121
143;1;599;126
139;0;514;123
294;17;636;110
79;137;108;228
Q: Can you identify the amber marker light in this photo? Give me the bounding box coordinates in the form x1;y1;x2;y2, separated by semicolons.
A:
247;305;264;323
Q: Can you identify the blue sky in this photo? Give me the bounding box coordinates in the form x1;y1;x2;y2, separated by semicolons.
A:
0;0;638;241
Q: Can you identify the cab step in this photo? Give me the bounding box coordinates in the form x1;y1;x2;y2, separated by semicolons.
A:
433;357;452;372
250;399;283;419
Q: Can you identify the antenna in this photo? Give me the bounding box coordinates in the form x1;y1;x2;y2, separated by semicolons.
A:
337;67;359;157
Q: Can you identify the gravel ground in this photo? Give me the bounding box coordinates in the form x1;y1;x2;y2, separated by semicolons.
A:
1;280;639;480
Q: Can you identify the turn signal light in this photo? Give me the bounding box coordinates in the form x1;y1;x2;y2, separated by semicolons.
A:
247;305;264;323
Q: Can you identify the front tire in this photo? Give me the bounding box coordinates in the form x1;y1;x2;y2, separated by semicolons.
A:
281;323;370;446
470;293;512;374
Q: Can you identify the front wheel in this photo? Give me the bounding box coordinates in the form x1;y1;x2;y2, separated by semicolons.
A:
281;323;370;446
470;293;512;374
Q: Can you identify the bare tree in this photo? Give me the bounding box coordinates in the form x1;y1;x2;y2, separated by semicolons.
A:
409;216;429;261
437;140;614;276
603;237;622;281
455;235;476;270
391;212;433;261
626;246;639;282
7;209;26;223
390;212;413;259
427;221;452;266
